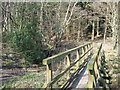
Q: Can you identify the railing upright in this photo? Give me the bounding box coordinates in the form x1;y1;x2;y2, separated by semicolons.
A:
87;44;109;88
43;42;92;88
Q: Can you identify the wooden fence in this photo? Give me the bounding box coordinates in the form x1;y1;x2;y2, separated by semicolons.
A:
43;42;92;88
87;44;110;88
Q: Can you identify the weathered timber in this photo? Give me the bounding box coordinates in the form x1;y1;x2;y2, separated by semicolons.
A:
46;47;92;87
87;44;110;88
43;43;91;65
42;43;92;88
66;54;70;79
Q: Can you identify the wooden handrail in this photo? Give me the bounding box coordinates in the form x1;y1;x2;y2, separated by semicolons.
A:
42;42;92;88
43;42;92;65
87;44;109;88
47;47;92;87
88;44;102;70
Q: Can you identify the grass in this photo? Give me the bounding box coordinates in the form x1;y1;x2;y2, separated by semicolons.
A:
3;59;16;66
2;71;46;88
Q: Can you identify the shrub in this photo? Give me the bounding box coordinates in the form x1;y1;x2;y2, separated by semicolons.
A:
4;3;47;65
8;28;46;65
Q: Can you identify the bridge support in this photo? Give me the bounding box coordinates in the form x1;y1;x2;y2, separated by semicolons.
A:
46;64;52;88
66;54;70;79
75;50;80;69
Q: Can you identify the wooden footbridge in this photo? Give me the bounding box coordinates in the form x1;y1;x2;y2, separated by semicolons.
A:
42;42;111;89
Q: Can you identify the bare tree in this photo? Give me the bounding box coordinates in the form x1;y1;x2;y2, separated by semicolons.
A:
118;1;120;59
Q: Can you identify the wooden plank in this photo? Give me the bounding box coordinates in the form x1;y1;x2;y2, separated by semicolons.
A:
45;47;92;87
62;61;88;89
43;43;92;88
76;67;89;88
87;73;94;88
87;43;110;88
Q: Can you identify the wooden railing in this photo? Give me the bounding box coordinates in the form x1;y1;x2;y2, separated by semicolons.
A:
87;44;110;88
43;42;92;88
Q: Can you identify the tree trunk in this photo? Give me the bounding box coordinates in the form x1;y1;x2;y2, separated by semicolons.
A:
91;21;95;41
104;23;107;43
66;25;69;41
96;18;99;37
112;3;118;49
8;3;11;32
104;7;109;43
77;22;80;42
73;22;75;40
118;1;120;58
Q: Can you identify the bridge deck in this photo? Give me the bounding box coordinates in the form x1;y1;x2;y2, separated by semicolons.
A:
69;65;88;88
66;49;94;88
69;44;102;88
66;55;91;89
43;43;107;88
76;66;88;88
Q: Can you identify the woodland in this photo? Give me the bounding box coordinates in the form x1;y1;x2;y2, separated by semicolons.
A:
1;1;120;88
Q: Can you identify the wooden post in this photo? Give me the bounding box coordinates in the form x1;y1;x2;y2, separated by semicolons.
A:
84;46;86;53
66;54;70;79
76;50;80;69
86;45;89;57
97;54;101;66
88;44;91;55
87;44;89;50
90;43;92;49
80;47;85;65
46;64;52;87
87;45;90;56
85;46;88;59
91;43;93;54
